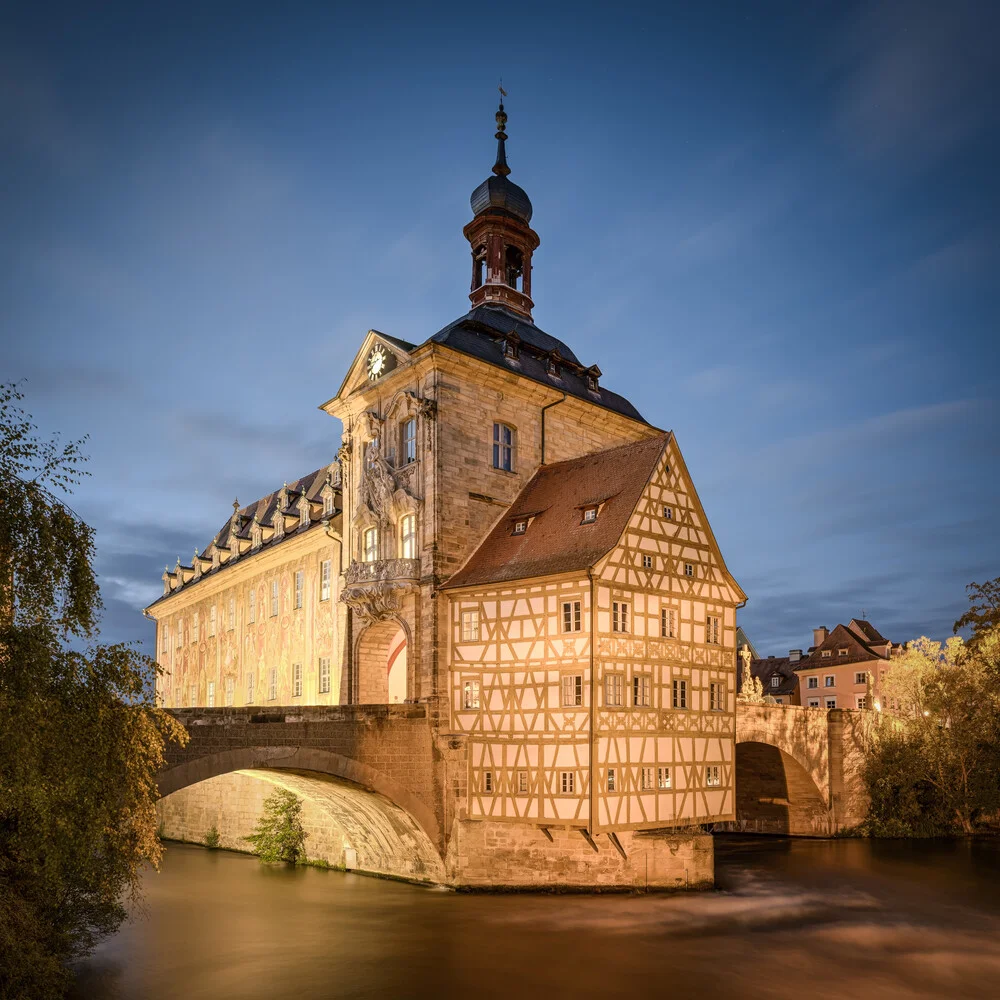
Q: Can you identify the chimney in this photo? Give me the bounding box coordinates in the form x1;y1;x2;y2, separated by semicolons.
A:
789;649;802;662
813;626;829;647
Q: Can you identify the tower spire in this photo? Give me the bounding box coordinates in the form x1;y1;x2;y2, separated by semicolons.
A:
492;99;511;177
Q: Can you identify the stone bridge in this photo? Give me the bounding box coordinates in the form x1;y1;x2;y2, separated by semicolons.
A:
155;702;873;884
732;705;872;836
157;704;457;883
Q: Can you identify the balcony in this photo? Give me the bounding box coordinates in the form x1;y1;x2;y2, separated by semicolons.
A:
342;558;421;628
345;558;420;586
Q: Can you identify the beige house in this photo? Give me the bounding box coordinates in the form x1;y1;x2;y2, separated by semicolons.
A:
148;101;745;880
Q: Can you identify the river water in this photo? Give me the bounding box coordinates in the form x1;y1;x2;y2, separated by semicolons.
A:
72;836;1000;999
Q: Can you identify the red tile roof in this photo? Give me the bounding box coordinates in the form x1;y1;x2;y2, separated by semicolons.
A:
442;433;669;590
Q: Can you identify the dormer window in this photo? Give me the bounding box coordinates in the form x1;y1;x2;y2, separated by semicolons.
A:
547;355;559;377
821;650;832;658
323;493;334;517
585;366;601;393
581;506;598;524
771;676;780;687
586;374;598;392
838;648;849;656
512;520;528;535
503;338;519;360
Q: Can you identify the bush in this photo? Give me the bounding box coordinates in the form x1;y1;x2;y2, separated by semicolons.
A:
243;789;307;864
204;826;221;850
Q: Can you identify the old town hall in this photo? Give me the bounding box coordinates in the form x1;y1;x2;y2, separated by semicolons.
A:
147;103;746;887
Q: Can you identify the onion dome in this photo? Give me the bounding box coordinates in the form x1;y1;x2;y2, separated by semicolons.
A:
470;103;533;223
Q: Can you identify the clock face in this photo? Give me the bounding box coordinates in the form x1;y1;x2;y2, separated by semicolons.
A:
367;345;388;381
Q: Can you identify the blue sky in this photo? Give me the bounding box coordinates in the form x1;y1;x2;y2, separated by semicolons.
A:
3;0;997;656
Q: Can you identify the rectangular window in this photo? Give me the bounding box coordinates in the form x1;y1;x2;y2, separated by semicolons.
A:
249;589;256;623
294;571;304;610
840;648;850;656
483;771;493;794
821;650;832;658
177;618;184;646
706;615;720;644
363;527;379;563
855;672;867;685
633;674;651;707
293;663;302;698
209;607;216;636
672;679;687;709
224;677;234;707
604;673;624;707
189;684;196;707
228;597;235;630
658;767;671;790
684;563;694;577
324;492;334;516
400;515;416;559
581;506;598;523
856;696;867;709
807;698;820;708
321;560;332;601
706;765;721;787
825;697;836;709
402;418;417;465
612;601;630;633
246;672;255;703
270;581;279;617
560;771;575;794
710;682;724;711
640;766;655;791
207;681;215;708
192;615;199;643
607;768;616;792
662;506;673;520
661;608;676;638
461;609;480;642
824;675;835;688
562;600;582;632
518;770;528;794
561;674;583;707
268;668;277;701
319;657;331;694
770;676;781;688
512;519;527;535
642;554;653;569
161;626;168;652
462;679;481;710
492;422;514;472
807;676;818;689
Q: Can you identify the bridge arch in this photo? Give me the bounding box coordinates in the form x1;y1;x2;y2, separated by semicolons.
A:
157;746;444;880
734;741;831;836
353;615;411;704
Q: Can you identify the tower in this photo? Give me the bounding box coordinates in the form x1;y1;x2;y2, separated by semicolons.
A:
464;102;540;320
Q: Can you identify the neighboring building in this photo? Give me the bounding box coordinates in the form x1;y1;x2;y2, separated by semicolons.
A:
148;101;745;872
741;619;903;710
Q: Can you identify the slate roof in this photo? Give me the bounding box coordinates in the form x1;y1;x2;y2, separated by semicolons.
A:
423;305;647;424
147;463;341;610
441;433;668;590
741;656;798;698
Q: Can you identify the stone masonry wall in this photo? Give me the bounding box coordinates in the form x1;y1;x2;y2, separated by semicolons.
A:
445;820;714;890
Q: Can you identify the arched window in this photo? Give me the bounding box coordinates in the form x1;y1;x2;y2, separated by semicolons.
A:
399;514;417;559
504;245;523;289
363;527;379;563
492;422;515;472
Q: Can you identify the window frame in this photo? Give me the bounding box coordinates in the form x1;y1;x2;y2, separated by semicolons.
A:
807;676;818;689
399;514;417;559
462;678;481;710
855;671;867;685
401;417;417;465
292;663;302;698
706;615;720;644
672;678;688;709
705;765;721;787
320;560;332;601
294;571;304;610
633;673;651;708
657;766;671;790
612;600;630;633
362;527;379;563
560;771;575;794
492;422;515;472
642;554;653;569
661;607;676;638
319;657;331;695
561;674;583;707
561;600;582;633
461;609;481;642
604;673;624;707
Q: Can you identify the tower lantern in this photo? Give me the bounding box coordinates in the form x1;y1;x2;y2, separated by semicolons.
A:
464;101;540;320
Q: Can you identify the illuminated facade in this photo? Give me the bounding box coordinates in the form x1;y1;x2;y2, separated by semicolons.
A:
149;102;745;883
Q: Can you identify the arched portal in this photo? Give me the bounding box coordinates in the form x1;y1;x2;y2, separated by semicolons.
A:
355;618;408;704
735;741;831;836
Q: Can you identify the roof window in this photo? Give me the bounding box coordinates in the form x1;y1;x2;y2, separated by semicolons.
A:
502;336;519;360
581;506;598;524
512;520;528;535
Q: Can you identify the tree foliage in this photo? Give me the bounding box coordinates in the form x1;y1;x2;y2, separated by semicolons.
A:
954;577;1000;649
0;383;187;999
861;628;1000;837
244;788;307;864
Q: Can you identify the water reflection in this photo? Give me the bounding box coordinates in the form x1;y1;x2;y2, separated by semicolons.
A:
73;837;1000;999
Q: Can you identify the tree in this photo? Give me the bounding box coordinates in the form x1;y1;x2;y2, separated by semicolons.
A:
0;383;187;999
862;628;1000;836
244;788;307;864
954;577;1000;648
